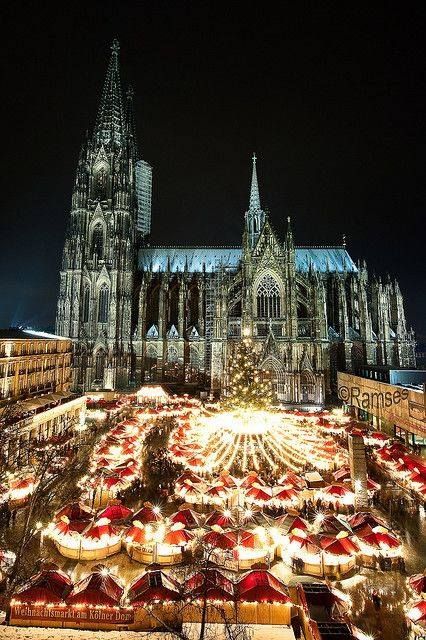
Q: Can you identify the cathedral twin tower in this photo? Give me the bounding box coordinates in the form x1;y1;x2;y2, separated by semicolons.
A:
56;41;416;402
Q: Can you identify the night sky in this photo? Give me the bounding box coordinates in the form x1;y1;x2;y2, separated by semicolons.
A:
1;2;425;340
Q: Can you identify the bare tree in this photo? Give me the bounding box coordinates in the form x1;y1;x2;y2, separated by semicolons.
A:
0;416;101;598
133;537;252;640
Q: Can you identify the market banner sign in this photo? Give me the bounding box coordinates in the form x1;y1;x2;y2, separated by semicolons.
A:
337;372;426;437
11;604;134;625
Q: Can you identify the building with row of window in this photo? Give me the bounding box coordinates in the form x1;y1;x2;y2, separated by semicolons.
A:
0;329;72;400
55;41;416;403
0;329;86;467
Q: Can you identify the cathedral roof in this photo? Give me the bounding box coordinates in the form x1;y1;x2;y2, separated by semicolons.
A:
139;246;358;274
295;247;357;273
139;247;241;273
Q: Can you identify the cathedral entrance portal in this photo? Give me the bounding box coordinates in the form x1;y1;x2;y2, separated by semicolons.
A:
300;369;318;404
261;356;285;403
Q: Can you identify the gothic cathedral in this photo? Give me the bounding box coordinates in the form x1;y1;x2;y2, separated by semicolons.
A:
56;42;416;403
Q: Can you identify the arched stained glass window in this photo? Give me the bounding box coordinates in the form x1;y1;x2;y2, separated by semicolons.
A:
256;274;281;318
91;224;104;259
98;285;109;323
82;286;90;322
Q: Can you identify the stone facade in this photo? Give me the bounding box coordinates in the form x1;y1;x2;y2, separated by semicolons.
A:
56;42;416;403
0;329;72;400
0;329;85;468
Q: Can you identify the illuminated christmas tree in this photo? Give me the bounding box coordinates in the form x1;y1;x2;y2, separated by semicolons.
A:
224;336;274;411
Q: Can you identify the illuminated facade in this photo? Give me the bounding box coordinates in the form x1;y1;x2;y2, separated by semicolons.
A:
0;329;85;467
56;42;416;402
0;329;72;400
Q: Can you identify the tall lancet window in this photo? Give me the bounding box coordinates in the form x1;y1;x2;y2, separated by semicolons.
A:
95;167;107;199
82;286;90;323
257;274;281;318
98;285;109;323
91;224;104;259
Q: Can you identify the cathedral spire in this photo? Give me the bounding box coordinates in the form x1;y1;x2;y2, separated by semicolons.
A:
245;153;265;248
94;39;125;146
249;153;261;211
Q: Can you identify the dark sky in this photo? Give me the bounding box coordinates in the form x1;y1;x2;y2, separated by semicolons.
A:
1;2;425;339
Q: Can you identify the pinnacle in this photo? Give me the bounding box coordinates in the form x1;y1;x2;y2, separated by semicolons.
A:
249;153;261;211
94;40;125;145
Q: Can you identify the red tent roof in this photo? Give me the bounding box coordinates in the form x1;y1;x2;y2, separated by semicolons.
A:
203;530;236;550
272;486;299;503
125;521;150;545
205;510;236;529
95;457;113;469
186;569;234;601
218;472;238;488
317;515;352;534
237;570;290;604
205;484;229;499
319;534;359;556
55;502;93;522
101;475;127;490
114;458;138;471
133;504;163;524
240;473;265;488
11;476;35;491
358;530;400;550
333;466;351;482
170;508;200;529
120;418;139;426
164;527;193;546
407;600;426;624
128;570;181;605
409;574;426;595
348;511;388;531
369;431;389;441
289;532;321;555
98;503;134;522
176;471;203;485
367;477;381;491
187;456;205;468
16;567;72;604
66;568;123;606
53;516;91;535
323;484;353;498
275;514;308;534
402;455;426;473
279;471;307;490
245;484;273;503
83;518;118;541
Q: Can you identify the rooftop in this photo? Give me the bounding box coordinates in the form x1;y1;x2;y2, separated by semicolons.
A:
0;328;68;341
139;245;358;274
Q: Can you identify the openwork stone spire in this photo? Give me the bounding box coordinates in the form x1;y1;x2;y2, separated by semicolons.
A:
249;152;261;211
94;38;125;145
245;153;265;248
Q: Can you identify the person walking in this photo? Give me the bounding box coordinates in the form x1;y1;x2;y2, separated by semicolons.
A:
372;590;382;611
